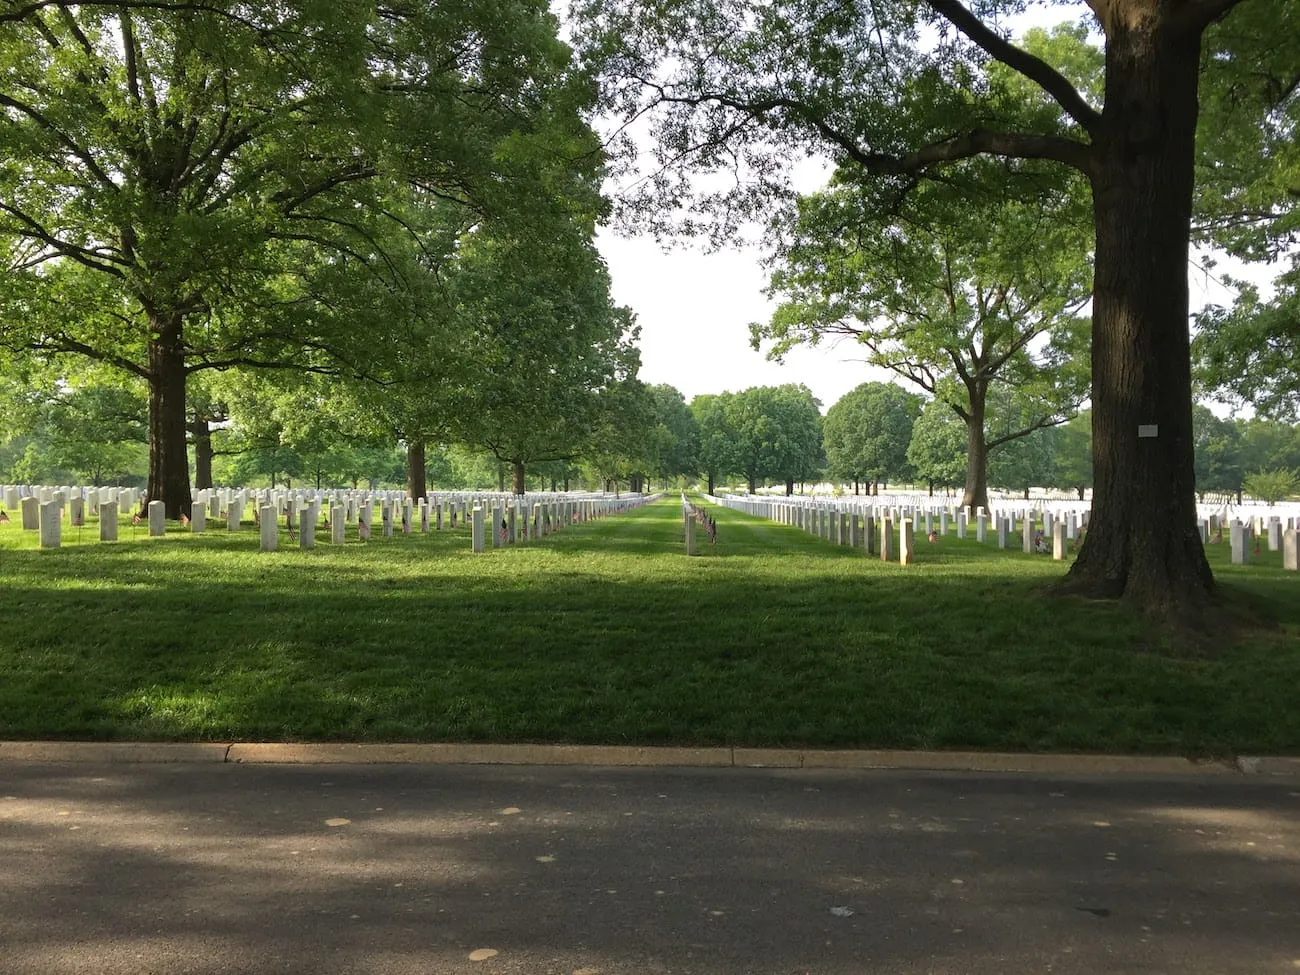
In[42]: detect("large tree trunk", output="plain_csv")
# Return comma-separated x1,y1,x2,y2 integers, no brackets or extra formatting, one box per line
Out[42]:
785,479,794,495
407,440,427,501
512,460,526,495
146,312,191,519
1064,15,1214,610
189,418,213,490
707,473,715,495
962,389,991,513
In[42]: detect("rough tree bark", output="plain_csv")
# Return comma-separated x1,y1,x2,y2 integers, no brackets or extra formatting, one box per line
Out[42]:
1062,11,1214,610
146,311,191,519
512,460,526,495
961,385,991,514
406,440,427,501
189,418,213,491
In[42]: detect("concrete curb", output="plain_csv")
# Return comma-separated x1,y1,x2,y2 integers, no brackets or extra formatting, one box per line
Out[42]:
0,741,231,763
1,741,1297,777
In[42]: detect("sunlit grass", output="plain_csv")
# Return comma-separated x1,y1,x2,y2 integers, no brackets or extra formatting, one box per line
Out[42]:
0,496,1296,754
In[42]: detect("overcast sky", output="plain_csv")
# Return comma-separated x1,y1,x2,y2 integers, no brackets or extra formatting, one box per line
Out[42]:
597,229,1245,415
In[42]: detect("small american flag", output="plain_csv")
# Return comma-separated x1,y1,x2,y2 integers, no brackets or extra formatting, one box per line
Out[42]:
132,512,142,526
359,520,371,541
180,512,190,527
0,509,9,523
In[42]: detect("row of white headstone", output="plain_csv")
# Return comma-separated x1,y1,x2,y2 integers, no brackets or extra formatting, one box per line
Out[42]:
708,493,1300,571
1226,518,1300,568
709,494,1083,560
3,485,660,553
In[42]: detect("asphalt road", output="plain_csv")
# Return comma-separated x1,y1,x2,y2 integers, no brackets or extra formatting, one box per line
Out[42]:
1,763,1297,974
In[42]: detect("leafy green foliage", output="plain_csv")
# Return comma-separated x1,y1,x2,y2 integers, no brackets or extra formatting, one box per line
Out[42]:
0,0,606,510
1243,468,1299,505
722,385,823,493
906,399,967,492
823,382,922,488
1192,405,1245,500
757,171,1090,509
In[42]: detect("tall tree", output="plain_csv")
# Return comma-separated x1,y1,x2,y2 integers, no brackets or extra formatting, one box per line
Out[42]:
689,392,735,495
823,383,923,494
1051,412,1094,501
907,399,969,497
723,384,822,495
0,0,596,516
758,174,1090,512
579,0,1282,613
446,222,640,494
643,384,700,489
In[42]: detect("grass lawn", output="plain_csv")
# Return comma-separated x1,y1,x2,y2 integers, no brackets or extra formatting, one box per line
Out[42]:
0,496,1297,755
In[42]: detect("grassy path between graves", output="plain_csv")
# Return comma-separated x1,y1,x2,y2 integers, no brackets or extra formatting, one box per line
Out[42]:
1,497,1298,755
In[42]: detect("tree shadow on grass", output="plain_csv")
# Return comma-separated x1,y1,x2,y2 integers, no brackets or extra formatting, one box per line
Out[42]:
1,542,1298,752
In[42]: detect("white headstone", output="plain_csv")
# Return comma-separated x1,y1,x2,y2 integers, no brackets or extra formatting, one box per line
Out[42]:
976,513,988,543
956,512,967,539
300,504,316,549
148,500,166,537
1052,521,1066,560
899,518,914,565
227,499,241,532
1022,514,1034,553
1283,528,1298,571
471,505,485,553
100,499,119,541
1230,521,1250,565
260,505,278,551
1267,519,1282,552
880,517,894,561
331,505,345,544
685,510,697,556
21,496,39,531
190,504,205,533
39,500,61,548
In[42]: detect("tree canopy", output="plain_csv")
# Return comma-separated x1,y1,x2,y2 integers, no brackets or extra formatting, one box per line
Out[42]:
822,383,922,493
577,0,1292,614
0,0,605,515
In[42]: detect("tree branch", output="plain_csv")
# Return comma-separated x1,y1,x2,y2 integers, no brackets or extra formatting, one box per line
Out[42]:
985,411,1072,449
1176,0,1246,29
660,91,1092,173
925,0,1101,135
0,92,120,189
0,202,127,276
28,333,151,379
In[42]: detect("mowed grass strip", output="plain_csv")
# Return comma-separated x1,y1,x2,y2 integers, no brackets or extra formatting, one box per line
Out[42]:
0,497,1297,755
